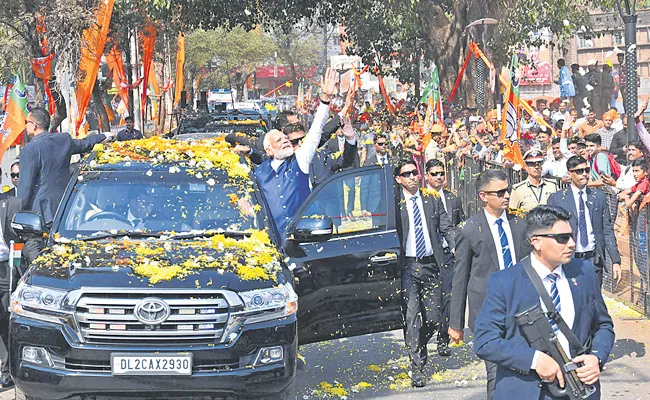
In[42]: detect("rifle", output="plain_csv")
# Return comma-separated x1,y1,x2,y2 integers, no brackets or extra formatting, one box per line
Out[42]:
515,305,596,399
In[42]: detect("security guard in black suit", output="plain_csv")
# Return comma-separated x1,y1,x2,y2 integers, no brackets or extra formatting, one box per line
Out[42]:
394,160,456,388
424,159,464,357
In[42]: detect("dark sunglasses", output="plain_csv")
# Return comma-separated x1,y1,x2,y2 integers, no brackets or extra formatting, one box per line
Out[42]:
569,167,591,175
525,161,543,168
10,173,18,178
399,169,419,178
428,171,445,177
375,142,387,146
533,233,574,244
290,137,305,146
482,186,511,198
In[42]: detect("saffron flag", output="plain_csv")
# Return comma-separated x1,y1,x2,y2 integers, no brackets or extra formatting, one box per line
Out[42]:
499,53,525,167
31,54,57,115
0,76,29,161
374,67,395,114
148,63,161,125
139,24,157,123
106,47,129,110
174,33,185,108
75,0,115,134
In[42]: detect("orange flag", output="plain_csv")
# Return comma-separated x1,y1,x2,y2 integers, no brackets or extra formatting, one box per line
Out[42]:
149,63,161,124
374,67,395,114
139,24,157,122
106,46,129,110
75,0,114,134
174,33,185,108
0,76,29,161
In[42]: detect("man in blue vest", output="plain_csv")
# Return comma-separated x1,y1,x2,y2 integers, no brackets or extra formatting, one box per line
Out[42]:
255,68,337,234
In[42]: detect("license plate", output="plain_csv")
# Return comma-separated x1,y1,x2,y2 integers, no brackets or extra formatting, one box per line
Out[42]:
111,353,192,376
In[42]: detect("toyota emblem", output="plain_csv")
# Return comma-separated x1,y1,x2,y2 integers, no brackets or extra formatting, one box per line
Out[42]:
134,298,170,325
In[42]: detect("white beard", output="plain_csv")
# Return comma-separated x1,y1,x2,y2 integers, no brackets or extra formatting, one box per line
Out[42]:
274,147,295,160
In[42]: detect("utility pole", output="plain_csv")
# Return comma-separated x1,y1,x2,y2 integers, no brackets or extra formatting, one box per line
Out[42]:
617,0,638,142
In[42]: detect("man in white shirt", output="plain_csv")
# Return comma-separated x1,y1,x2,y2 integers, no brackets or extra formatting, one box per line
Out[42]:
543,138,569,181
449,169,529,400
474,205,614,400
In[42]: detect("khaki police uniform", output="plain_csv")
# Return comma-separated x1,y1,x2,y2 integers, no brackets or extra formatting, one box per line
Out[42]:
509,177,559,211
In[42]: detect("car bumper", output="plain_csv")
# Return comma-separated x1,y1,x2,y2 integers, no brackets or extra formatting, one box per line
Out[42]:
10,315,297,399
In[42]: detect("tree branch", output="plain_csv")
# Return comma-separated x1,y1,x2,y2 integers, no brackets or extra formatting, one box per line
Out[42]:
0,20,30,43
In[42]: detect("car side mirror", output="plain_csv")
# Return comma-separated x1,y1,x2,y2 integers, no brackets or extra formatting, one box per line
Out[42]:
293,216,334,241
11,211,45,238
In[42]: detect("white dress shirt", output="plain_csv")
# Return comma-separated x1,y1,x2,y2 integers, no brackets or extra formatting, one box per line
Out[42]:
530,254,575,369
404,189,434,257
542,156,568,178
570,185,596,252
270,102,330,173
484,209,516,270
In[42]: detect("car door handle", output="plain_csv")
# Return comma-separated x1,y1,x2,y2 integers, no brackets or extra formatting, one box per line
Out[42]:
370,253,398,263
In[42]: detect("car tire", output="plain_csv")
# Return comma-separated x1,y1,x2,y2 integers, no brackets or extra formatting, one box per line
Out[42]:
14,387,45,400
246,379,296,400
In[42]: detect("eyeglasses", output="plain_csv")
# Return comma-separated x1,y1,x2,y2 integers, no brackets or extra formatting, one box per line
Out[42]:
482,187,511,198
525,161,543,168
10,173,18,178
290,137,305,146
428,171,445,177
398,169,419,178
533,233,574,244
375,142,387,146
26,120,35,126
569,167,591,175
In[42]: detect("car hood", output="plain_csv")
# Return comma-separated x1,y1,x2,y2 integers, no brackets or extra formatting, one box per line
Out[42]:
25,235,285,292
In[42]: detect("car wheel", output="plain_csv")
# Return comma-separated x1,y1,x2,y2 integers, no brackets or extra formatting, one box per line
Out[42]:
246,379,296,400
14,387,45,400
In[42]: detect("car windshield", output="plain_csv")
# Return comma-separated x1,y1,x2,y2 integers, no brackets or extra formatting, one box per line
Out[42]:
56,169,264,239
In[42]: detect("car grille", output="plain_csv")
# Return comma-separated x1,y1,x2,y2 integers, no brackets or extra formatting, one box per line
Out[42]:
62,357,241,373
75,291,233,345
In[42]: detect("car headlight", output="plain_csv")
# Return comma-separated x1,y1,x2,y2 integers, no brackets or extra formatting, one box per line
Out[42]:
238,284,297,324
11,281,76,324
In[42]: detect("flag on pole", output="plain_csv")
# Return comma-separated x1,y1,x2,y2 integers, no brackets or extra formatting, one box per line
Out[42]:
139,24,157,123
174,33,185,108
499,53,525,167
0,75,29,161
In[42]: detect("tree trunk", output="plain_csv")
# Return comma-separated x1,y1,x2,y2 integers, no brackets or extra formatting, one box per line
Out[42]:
92,81,110,132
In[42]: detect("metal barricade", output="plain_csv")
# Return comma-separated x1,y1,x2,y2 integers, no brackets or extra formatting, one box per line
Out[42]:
443,153,650,317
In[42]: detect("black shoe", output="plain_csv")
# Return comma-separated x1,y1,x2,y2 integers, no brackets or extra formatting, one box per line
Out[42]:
1,373,14,388
410,369,427,388
438,342,452,357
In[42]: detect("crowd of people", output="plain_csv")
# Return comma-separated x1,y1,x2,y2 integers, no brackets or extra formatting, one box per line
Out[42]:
0,63,647,399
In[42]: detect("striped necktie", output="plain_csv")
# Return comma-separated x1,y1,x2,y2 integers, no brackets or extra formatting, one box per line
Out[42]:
547,273,561,333
411,196,427,259
496,219,513,269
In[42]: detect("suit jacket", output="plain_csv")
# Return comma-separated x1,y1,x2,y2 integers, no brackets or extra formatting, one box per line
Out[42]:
441,189,465,227
474,257,614,400
0,197,24,289
395,188,456,272
327,136,359,169
449,210,529,332
18,131,107,224
363,152,394,167
0,187,16,200
310,141,357,187
547,187,621,266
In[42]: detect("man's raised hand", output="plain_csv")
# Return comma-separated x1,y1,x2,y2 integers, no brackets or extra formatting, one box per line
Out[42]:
321,67,338,102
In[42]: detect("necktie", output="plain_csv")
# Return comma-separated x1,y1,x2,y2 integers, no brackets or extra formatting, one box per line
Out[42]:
578,191,589,248
411,197,427,259
496,219,513,269
547,273,561,333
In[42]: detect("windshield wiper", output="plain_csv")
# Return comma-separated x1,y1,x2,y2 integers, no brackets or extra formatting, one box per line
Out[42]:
77,231,163,242
168,230,251,240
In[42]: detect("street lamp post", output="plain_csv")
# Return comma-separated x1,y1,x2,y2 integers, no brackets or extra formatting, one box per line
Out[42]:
617,0,638,141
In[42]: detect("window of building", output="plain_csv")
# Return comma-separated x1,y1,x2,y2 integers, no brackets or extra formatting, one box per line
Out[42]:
613,31,624,46
577,34,594,49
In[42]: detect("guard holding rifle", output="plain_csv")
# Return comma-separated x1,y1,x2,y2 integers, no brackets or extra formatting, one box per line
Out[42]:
473,205,614,399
